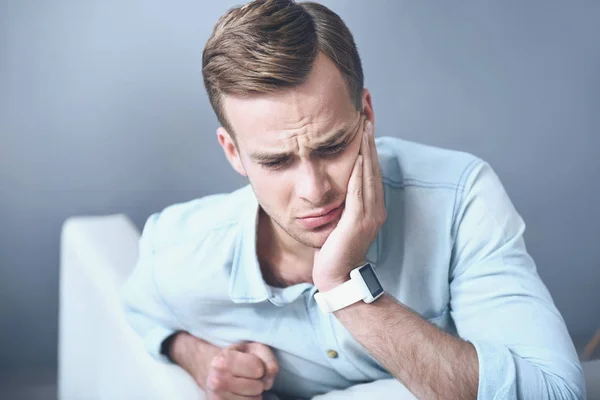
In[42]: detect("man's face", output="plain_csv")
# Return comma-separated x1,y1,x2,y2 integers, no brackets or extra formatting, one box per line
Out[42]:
219,53,373,248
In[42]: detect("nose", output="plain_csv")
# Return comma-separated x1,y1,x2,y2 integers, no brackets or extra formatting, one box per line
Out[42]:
295,160,332,205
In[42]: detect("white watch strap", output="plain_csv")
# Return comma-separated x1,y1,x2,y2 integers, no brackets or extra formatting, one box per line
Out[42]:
314,278,367,313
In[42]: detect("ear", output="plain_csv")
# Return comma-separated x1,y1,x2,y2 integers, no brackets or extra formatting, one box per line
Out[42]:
217,127,247,176
361,88,375,127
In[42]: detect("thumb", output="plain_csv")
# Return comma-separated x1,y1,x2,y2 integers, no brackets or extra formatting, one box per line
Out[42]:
246,342,279,390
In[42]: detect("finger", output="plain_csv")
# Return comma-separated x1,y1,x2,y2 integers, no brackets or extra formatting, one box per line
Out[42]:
358,115,367,157
366,121,383,204
206,369,264,397
212,349,265,379
366,121,378,174
346,154,364,216
361,120,376,211
207,389,262,400
246,343,279,390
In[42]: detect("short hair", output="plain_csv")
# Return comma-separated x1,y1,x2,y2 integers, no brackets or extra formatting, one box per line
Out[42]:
202,0,364,136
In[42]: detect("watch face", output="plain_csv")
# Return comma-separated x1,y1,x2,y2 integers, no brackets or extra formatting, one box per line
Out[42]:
359,264,383,297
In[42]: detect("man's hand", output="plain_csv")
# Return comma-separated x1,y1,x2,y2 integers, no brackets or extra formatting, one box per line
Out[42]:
206,342,279,400
168,333,279,399
312,118,386,292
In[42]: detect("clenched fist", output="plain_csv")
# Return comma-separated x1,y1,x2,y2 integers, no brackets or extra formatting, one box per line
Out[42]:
206,342,280,400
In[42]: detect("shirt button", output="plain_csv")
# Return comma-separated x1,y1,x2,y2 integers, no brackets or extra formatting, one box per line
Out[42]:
326,350,339,359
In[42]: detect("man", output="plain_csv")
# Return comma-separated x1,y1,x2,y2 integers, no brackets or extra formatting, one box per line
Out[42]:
121,1,585,399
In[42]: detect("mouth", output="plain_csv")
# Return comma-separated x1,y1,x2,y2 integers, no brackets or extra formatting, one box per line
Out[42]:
297,203,344,230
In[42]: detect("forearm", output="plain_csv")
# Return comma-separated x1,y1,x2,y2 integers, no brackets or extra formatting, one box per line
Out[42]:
334,294,478,400
169,331,221,390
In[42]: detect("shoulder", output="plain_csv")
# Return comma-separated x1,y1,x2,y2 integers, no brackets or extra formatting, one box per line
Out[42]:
375,137,484,191
140,185,254,251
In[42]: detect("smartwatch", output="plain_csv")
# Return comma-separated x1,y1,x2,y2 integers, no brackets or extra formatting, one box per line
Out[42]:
314,263,384,313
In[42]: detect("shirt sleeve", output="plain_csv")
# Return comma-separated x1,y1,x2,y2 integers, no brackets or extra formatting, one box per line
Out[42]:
449,161,586,399
120,213,180,363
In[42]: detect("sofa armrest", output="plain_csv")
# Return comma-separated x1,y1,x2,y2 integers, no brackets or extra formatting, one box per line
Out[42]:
58,214,203,400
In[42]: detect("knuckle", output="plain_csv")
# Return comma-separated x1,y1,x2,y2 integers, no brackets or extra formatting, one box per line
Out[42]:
248,342,265,354
269,362,280,376
207,372,227,391
253,342,267,349
380,210,387,223
253,362,265,378
210,354,228,371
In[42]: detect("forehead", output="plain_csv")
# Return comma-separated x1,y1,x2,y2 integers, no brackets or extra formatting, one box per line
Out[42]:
222,54,357,148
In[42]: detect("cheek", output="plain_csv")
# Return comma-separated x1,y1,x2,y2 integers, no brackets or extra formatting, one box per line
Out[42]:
328,151,359,192
338,134,363,186
245,164,293,204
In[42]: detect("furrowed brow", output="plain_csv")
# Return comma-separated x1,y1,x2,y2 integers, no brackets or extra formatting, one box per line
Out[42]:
312,117,362,149
249,116,362,161
313,127,351,149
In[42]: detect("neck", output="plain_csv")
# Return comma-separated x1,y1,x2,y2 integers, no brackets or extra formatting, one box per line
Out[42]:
256,207,315,288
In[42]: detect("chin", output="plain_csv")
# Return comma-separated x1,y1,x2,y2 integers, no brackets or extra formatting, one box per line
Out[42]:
293,224,336,249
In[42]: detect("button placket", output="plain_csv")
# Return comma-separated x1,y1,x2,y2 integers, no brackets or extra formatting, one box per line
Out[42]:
305,288,369,381
328,312,381,380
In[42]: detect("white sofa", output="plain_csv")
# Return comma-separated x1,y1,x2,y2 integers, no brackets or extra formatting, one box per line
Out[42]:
58,214,204,400
58,214,598,399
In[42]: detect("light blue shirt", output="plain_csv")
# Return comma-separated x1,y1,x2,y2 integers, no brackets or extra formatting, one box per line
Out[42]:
121,137,585,399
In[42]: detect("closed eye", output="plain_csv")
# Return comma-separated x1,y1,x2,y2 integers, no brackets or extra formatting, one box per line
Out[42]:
257,137,350,170
259,157,292,170
316,142,348,157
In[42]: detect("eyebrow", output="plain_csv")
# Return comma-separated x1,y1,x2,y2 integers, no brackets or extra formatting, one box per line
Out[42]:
249,122,358,162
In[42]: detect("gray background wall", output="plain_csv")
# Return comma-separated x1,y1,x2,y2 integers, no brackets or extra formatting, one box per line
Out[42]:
1,0,599,375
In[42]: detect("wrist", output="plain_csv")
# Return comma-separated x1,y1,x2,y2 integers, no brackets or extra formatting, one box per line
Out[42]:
315,277,348,293
314,263,384,314
161,330,185,362
314,260,367,293
169,332,220,389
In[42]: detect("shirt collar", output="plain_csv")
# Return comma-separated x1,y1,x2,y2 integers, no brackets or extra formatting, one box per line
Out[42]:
228,185,382,306
229,186,271,304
